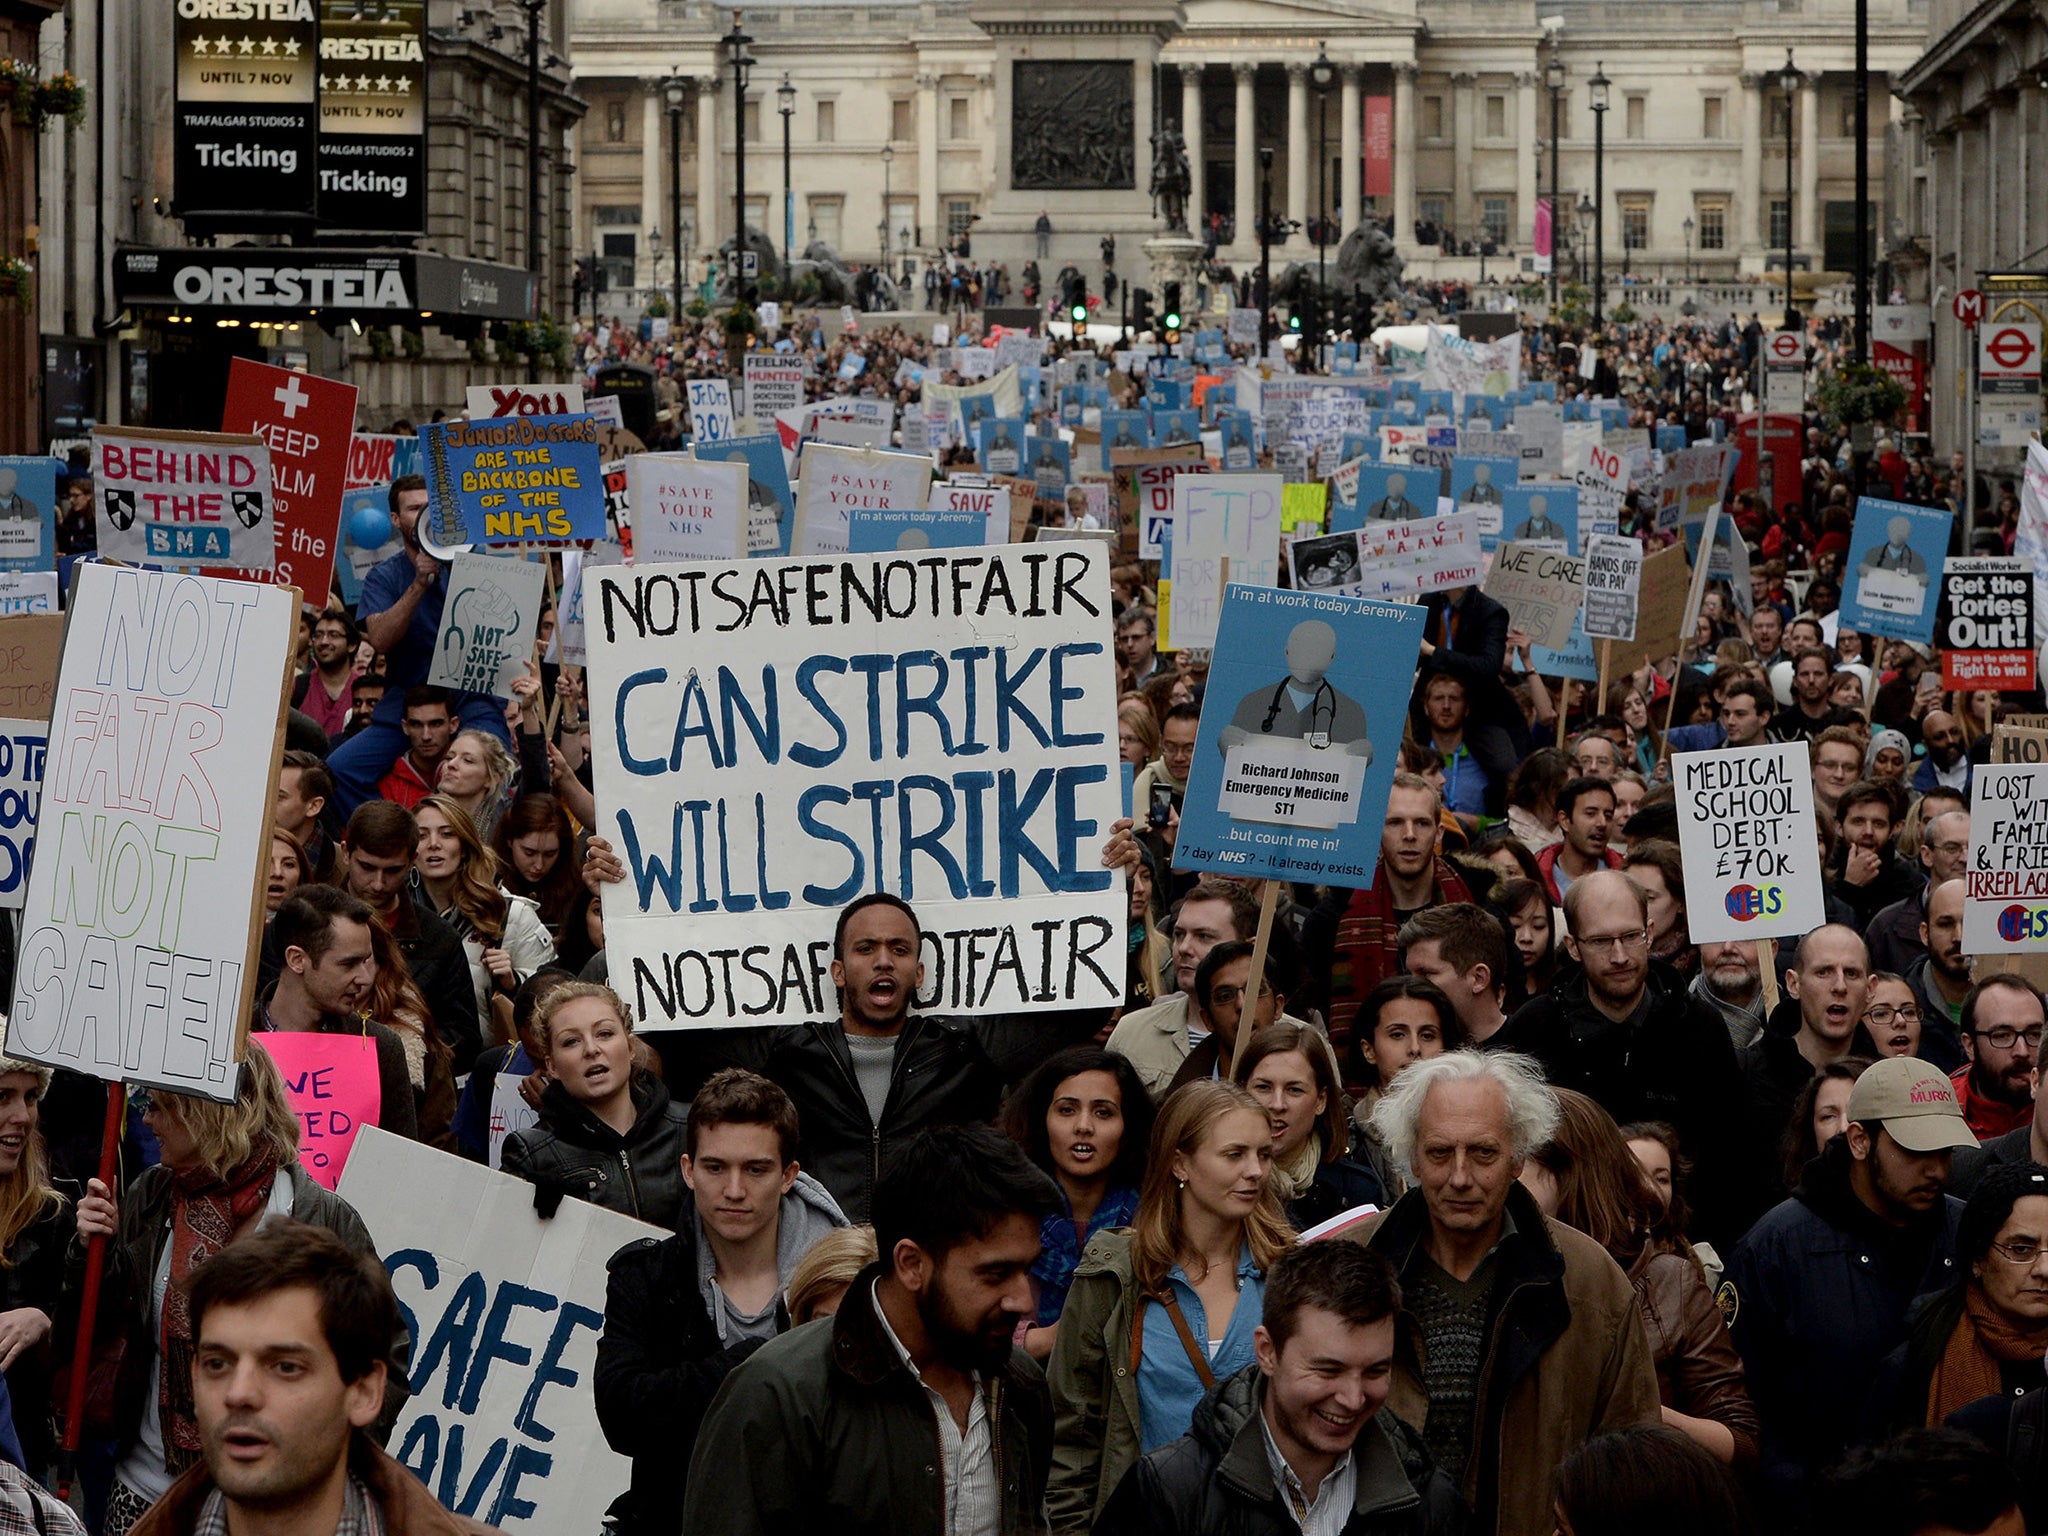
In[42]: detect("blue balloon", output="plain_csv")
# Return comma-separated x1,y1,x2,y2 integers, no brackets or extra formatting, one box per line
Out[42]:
347,505,392,549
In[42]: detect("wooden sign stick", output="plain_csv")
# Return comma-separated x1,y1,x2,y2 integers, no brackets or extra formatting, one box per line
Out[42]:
1232,879,1284,1077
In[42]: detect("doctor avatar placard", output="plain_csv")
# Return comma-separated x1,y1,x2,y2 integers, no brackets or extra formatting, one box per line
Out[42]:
1842,496,1949,643
1176,585,1425,885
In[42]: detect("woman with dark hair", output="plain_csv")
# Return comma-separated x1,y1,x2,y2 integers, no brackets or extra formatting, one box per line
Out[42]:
1608,679,1666,778
1780,1057,1873,1192
1504,747,1574,851
1000,1047,1155,1359
1622,1120,1715,1281
1554,1426,1757,1536
492,793,585,948
1622,840,1694,978
1234,1021,1384,1228
1470,827,1544,886
1491,876,1560,996
1879,1163,2048,1429
1523,1091,1759,1469
1347,977,1466,1201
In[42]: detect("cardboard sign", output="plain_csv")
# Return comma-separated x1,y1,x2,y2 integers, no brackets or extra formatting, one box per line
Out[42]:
465,382,586,419
427,553,547,699
792,444,930,556
1992,725,2048,764
1112,447,1206,561
1939,556,2035,690
487,1070,539,1170
0,457,57,573
1169,474,1284,652
419,416,606,549
1965,764,2048,952
687,378,736,445
0,614,62,719
1674,742,1825,943
626,456,746,563
93,427,274,568
1581,535,1644,641
1842,497,1947,642
0,717,45,909
1482,542,1586,652
257,1030,381,1190
216,358,357,599
337,1128,656,1532
582,545,1126,1029
1174,585,1424,885
9,567,296,1100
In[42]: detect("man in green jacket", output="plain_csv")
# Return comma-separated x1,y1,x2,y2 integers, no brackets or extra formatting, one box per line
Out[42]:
681,1123,1062,1535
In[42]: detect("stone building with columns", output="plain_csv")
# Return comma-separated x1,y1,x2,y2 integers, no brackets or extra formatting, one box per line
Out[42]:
568,0,1921,302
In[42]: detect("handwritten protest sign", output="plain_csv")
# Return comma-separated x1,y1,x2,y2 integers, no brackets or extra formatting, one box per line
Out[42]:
257,1031,381,1189
428,554,547,698
792,444,931,555
0,458,57,573
1991,725,2048,764
687,378,736,445
0,718,44,909
0,573,57,616
1674,742,1824,943
0,615,61,722
1482,542,1585,651
583,544,1126,1028
745,353,804,420
1939,556,2035,689
627,456,745,563
9,566,295,1100
465,383,585,418
1326,512,1483,600
1175,585,1424,885
216,358,356,598
338,1128,655,1532
1169,474,1283,652
93,427,274,568
487,1072,540,1169
1842,497,1947,642
1964,765,2048,953
1581,535,1643,641
1113,447,1206,560
420,416,605,549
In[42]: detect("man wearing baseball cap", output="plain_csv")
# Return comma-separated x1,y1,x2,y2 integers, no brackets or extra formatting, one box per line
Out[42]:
1723,1057,1972,1517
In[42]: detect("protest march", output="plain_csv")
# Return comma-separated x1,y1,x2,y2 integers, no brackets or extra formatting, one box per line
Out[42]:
1,283,2047,1536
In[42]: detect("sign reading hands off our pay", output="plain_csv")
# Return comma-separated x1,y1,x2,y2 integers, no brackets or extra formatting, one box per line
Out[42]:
582,543,1127,1028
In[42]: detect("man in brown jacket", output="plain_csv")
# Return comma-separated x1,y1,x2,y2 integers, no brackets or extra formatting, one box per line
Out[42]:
131,1221,497,1536
1347,1049,1660,1536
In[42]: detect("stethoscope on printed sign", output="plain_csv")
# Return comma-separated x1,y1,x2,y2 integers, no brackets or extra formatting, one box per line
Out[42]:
1262,678,1337,750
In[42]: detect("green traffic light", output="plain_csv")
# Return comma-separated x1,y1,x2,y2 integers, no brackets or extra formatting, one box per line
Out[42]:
1163,312,1181,329
1070,304,1087,322
1289,313,1302,330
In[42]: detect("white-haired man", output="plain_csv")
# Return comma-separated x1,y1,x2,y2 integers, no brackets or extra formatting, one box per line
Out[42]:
1344,1050,1659,1536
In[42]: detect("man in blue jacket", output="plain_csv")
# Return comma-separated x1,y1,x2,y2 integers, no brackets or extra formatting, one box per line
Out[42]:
1723,1056,1974,1516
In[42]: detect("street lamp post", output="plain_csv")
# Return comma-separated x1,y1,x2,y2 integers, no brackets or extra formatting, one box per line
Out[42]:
1545,57,1564,308
1577,194,1594,285
521,0,545,287
663,75,688,323
648,224,663,311
880,144,894,273
1588,61,1609,325
1311,46,1334,371
1777,51,1799,330
724,10,755,302
1853,0,1869,366
1258,145,1275,355
1683,215,1694,283
778,74,796,280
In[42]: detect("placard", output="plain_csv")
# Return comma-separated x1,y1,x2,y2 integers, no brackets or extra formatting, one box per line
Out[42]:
426,553,547,698
1500,484,1578,550
465,383,586,419
626,456,746,563
1481,542,1585,651
745,353,805,420
1581,535,1643,641
687,378,736,445
847,510,987,553
487,1071,540,1170
9,567,296,1100
336,1128,655,1532
694,434,795,556
257,1031,381,1190
345,433,419,490
0,615,63,720
1842,497,1946,642
419,416,605,549
217,359,356,599
1964,764,2048,953
0,458,57,573
791,444,931,555
0,573,58,617
93,427,274,569
1169,474,1283,652
1449,455,1514,544
1113,447,1206,560
1939,556,2035,690
1354,512,1483,598
1174,585,1424,884
582,544,1126,1028
1604,542,1692,677
0,717,45,909
1674,742,1825,943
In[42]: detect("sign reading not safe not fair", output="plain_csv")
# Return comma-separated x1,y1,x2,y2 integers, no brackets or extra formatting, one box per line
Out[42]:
582,544,1127,1028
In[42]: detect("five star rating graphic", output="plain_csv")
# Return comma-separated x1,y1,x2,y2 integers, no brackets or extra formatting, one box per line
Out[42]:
318,73,409,93
191,34,302,57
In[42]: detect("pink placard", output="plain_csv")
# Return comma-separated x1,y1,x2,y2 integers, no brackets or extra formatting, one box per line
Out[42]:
253,1032,383,1190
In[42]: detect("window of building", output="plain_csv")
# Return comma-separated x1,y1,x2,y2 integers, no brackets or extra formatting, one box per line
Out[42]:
1823,200,1876,271
1702,96,1724,139
816,99,835,142
1419,195,1447,229
1769,198,1791,250
1767,98,1792,139
809,196,843,248
605,100,626,142
1481,197,1510,244
1621,196,1650,249
1695,198,1727,250
743,100,761,141
745,197,768,233
1838,93,1855,137
1484,94,1506,137
949,96,970,139
947,199,976,238
593,204,641,227
599,230,636,292
1422,95,1444,140
891,98,913,141
1625,95,1645,139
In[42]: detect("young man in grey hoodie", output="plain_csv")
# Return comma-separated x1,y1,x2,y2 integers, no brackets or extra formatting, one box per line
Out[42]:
593,1069,848,1536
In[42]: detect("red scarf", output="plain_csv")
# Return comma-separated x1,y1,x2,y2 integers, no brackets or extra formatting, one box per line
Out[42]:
1329,856,1476,1054
158,1148,282,1474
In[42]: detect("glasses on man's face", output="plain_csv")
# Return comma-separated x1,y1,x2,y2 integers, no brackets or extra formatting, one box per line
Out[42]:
1974,1026,2045,1051
1576,930,1651,956
1988,1237,2048,1266
1862,1004,1921,1026
1929,840,1968,858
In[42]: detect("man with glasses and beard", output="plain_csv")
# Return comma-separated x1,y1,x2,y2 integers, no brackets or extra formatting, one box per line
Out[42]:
683,1124,1061,1536
1951,972,2043,1143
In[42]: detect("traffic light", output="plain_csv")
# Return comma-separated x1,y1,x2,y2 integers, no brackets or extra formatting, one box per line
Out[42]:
1070,301,1088,341
1288,309,1303,333
1130,287,1154,335
1161,280,1182,345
